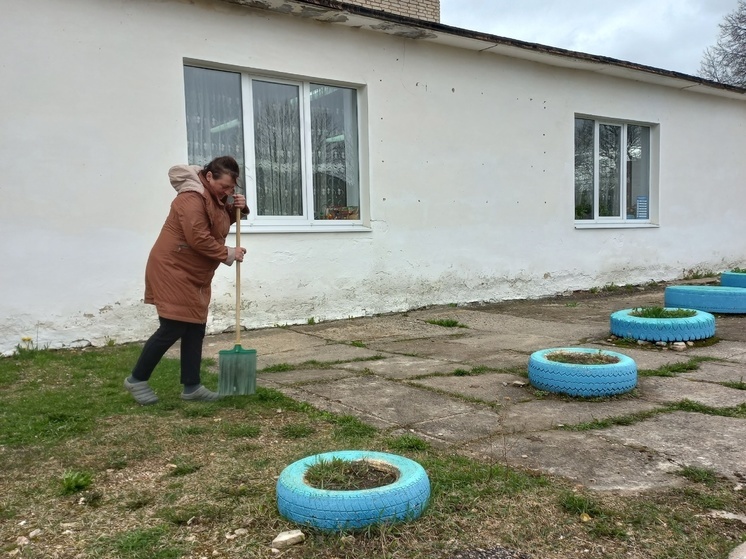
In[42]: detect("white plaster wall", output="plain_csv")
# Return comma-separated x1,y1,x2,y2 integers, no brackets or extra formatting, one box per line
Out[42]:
2,0,745,353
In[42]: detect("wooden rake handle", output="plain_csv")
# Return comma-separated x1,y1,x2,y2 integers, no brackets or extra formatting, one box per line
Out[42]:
235,207,241,346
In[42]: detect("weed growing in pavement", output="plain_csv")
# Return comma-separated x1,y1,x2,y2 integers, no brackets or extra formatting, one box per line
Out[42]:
731,267,746,273
426,319,468,328
682,267,716,280
721,378,746,390
350,340,367,348
307,317,316,325
260,355,386,374
675,466,718,486
637,357,717,377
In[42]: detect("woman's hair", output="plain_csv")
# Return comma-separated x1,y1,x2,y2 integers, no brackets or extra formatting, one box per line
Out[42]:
202,156,240,182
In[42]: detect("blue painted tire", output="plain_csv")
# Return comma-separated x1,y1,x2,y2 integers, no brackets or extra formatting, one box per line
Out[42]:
665,285,746,314
528,348,637,397
721,272,746,288
276,450,430,531
610,308,715,341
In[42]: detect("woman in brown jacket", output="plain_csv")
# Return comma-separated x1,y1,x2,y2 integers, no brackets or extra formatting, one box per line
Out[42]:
124,156,248,405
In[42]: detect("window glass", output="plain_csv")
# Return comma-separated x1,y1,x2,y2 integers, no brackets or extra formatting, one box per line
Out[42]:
183,66,363,226
253,80,303,217
599,124,622,217
310,85,360,220
626,125,650,219
574,118,595,220
184,67,244,170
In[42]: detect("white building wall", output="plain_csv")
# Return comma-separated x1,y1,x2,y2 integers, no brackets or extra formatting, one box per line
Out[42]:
1,0,745,353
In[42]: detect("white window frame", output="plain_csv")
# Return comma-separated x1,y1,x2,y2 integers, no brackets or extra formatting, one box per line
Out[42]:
574,115,659,230
184,63,369,233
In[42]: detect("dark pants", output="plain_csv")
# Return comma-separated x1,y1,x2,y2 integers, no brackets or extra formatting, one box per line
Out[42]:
131,317,206,386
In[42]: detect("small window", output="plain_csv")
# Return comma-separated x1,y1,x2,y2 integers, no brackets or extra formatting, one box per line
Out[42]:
184,66,363,229
575,117,653,224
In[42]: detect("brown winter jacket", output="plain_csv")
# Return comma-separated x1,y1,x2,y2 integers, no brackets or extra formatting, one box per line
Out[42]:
143,165,240,324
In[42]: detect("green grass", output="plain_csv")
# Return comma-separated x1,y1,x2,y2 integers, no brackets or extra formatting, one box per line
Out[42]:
3,344,745,559
305,457,397,491
60,470,93,495
386,434,430,452
425,319,468,328
721,378,746,390
675,466,718,486
630,307,697,319
730,267,746,273
278,423,316,439
638,357,716,377
107,526,183,559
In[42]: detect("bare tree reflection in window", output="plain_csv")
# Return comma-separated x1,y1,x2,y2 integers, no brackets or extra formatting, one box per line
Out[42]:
253,81,303,216
574,118,594,219
310,85,360,220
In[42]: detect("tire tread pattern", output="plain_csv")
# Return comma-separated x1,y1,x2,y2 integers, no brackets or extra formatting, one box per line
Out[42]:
609,308,715,341
664,285,746,314
528,348,637,397
276,450,430,531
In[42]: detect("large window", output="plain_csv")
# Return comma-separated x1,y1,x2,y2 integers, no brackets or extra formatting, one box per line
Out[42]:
184,66,362,228
575,117,652,224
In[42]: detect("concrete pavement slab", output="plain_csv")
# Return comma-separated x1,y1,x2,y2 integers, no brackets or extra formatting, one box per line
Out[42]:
369,332,570,361
409,373,533,403
410,409,504,444
299,376,485,425
712,314,746,342
601,411,746,481
583,343,703,371
499,398,661,433
256,344,384,368
682,361,746,383
690,340,746,361
638,376,746,407
464,350,531,370
408,308,609,341
478,289,666,323
257,368,358,385
201,328,327,358
286,316,457,343
466,430,681,492
335,355,455,378
269,386,397,429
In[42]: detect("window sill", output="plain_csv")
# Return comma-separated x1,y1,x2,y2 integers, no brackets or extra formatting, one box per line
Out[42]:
574,222,659,230
231,223,372,234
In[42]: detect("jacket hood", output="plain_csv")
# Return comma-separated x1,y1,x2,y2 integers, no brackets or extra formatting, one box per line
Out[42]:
168,165,205,194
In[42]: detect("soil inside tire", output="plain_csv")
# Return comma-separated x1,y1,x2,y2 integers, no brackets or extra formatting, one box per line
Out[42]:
305,459,399,491
545,351,620,365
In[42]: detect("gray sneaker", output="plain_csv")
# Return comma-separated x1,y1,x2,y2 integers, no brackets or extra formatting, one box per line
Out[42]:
124,378,159,405
180,385,222,402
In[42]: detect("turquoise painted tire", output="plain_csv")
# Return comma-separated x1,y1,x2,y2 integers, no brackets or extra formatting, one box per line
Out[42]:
276,450,430,531
528,348,637,397
665,285,746,314
721,272,746,288
610,308,715,341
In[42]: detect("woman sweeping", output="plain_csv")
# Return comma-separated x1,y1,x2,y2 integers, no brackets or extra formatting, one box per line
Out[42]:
124,156,248,405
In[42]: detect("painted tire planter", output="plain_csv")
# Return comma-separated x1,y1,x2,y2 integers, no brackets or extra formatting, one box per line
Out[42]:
665,285,746,314
276,450,430,531
721,272,746,288
610,308,715,342
528,348,637,397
